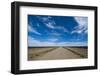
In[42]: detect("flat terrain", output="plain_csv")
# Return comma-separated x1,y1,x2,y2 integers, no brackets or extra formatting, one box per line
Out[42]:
28,47,87,61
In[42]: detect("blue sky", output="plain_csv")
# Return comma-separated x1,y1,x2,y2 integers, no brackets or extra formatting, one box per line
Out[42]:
28,15,88,47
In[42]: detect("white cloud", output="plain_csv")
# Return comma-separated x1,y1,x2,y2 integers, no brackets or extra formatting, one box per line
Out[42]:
74,17,88,27
56,26,68,33
37,16,68,33
46,30,61,37
45,22,55,29
37,16,56,29
42,17,49,21
28,36,40,46
28,25,41,35
47,38,58,42
28,36,56,47
72,17,88,34
28,36,87,47
42,16,52,22
51,32,61,36
71,29,83,34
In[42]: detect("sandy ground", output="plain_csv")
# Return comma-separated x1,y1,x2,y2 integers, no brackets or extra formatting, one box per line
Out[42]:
28,47,87,61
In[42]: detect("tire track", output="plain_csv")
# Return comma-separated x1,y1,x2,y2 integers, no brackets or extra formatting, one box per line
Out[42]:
28,48,57,60
63,47,86,58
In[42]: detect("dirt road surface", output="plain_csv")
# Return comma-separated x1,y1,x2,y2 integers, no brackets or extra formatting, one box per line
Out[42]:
28,47,87,61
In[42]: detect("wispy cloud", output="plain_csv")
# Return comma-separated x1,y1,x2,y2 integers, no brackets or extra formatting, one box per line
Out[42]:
47,38,58,42
42,16,52,22
74,17,88,27
28,36,87,47
28,36,40,46
37,16,56,29
28,25,41,35
56,26,68,33
45,22,55,29
51,32,61,36
28,36,56,47
72,17,88,34
28,15,87,47
37,16,68,33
